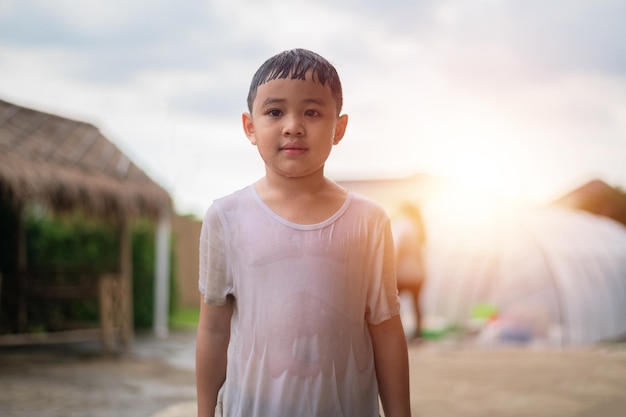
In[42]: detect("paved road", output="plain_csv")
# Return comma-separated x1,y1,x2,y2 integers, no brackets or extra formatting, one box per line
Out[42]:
1,330,625,417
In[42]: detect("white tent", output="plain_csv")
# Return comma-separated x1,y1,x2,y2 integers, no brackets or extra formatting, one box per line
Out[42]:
422,205,626,346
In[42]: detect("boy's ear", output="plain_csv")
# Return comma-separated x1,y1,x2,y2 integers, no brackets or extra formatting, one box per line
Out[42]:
242,113,256,145
333,114,349,145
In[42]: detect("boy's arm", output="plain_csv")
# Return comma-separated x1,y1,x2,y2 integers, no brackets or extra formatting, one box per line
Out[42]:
196,296,233,417
369,314,412,417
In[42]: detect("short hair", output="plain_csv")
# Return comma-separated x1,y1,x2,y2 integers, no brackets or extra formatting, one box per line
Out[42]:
246,48,343,115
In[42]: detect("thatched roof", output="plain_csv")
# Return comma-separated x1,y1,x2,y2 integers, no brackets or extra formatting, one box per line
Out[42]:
0,99,170,219
554,179,626,227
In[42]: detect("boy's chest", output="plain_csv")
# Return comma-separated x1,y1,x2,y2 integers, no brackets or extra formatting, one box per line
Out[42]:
263,200,342,225
254,185,347,225
237,224,352,268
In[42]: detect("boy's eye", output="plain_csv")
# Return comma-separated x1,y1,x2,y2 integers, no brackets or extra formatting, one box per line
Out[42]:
305,109,320,117
266,109,282,117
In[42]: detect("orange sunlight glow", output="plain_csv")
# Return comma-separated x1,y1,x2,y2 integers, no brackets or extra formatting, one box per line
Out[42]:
420,141,532,236
418,100,543,209
424,182,514,231
429,139,530,205
420,181,530,265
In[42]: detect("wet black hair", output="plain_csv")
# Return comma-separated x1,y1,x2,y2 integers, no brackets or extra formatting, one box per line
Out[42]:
246,48,343,115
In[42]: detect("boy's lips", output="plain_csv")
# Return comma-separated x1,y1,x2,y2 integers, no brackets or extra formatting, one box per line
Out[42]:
280,143,307,155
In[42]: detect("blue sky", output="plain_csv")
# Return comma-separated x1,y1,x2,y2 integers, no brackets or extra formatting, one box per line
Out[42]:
1,0,625,216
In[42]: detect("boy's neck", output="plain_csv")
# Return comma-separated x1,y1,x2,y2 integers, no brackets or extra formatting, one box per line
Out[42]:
255,173,347,224
260,170,331,197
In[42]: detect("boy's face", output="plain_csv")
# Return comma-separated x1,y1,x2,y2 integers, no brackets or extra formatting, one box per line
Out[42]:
242,72,348,181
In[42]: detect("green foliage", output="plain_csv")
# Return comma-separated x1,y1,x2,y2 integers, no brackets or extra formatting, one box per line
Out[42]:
131,220,155,328
169,306,200,330
26,209,118,271
22,210,117,329
7,207,177,332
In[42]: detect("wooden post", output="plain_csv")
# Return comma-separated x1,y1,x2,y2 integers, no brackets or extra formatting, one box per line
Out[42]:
16,203,28,333
118,218,134,349
153,208,171,338
98,274,115,352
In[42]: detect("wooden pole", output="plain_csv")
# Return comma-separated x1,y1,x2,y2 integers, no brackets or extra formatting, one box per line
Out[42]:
119,217,134,349
16,203,28,333
153,208,171,338
98,274,115,352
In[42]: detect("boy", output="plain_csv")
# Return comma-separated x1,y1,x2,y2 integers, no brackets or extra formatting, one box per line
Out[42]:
196,48,411,417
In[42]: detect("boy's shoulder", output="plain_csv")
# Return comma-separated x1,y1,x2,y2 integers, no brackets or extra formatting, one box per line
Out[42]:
214,185,253,205
345,191,390,219
203,185,253,220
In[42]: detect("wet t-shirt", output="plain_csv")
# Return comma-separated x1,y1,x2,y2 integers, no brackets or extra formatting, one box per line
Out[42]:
199,185,400,417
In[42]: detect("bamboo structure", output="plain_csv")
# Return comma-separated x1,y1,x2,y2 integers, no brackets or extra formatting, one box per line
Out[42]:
0,98,171,351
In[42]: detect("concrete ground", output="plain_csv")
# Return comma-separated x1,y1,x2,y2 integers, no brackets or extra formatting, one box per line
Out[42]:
1,330,625,417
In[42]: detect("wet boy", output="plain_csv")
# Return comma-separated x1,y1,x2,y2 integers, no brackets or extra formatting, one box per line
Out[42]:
196,48,411,417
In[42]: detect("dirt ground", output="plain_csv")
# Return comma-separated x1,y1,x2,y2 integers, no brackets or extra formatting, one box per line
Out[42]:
1,330,625,417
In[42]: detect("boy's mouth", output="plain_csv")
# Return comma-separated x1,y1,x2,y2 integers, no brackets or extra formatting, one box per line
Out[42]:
280,143,307,155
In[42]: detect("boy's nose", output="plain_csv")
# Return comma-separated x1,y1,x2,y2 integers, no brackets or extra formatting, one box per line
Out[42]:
282,115,304,136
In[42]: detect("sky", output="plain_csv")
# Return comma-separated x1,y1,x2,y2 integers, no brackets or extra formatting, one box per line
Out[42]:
1,0,625,217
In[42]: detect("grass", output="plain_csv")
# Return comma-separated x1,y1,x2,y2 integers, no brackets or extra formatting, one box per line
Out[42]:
169,306,200,330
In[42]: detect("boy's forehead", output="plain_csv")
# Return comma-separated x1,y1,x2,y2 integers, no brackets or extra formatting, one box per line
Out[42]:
254,76,334,105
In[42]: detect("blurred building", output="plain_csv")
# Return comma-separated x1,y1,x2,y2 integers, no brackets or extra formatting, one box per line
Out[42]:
0,98,172,348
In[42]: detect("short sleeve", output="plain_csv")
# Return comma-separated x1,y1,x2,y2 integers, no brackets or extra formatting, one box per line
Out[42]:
198,204,233,305
365,218,401,325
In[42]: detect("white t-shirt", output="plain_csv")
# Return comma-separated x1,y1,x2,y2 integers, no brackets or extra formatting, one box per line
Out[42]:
199,185,400,417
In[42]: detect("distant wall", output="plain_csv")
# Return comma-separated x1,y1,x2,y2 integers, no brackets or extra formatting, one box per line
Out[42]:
172,215,202,309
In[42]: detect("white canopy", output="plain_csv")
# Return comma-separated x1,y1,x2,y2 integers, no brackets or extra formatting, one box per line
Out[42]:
422,205,626,346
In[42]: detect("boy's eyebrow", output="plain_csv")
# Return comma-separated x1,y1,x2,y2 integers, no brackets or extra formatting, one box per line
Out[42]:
261,97,285,106
303,98,327,107
261,97,327,107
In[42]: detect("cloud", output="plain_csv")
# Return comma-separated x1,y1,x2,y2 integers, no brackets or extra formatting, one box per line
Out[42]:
0,0,241,83
1,0,625,214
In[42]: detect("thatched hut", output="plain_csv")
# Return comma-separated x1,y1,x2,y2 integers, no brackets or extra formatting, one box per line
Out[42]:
0,98,172,350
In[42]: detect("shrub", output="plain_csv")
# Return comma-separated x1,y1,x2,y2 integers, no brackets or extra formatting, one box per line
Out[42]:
0,204,176,332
